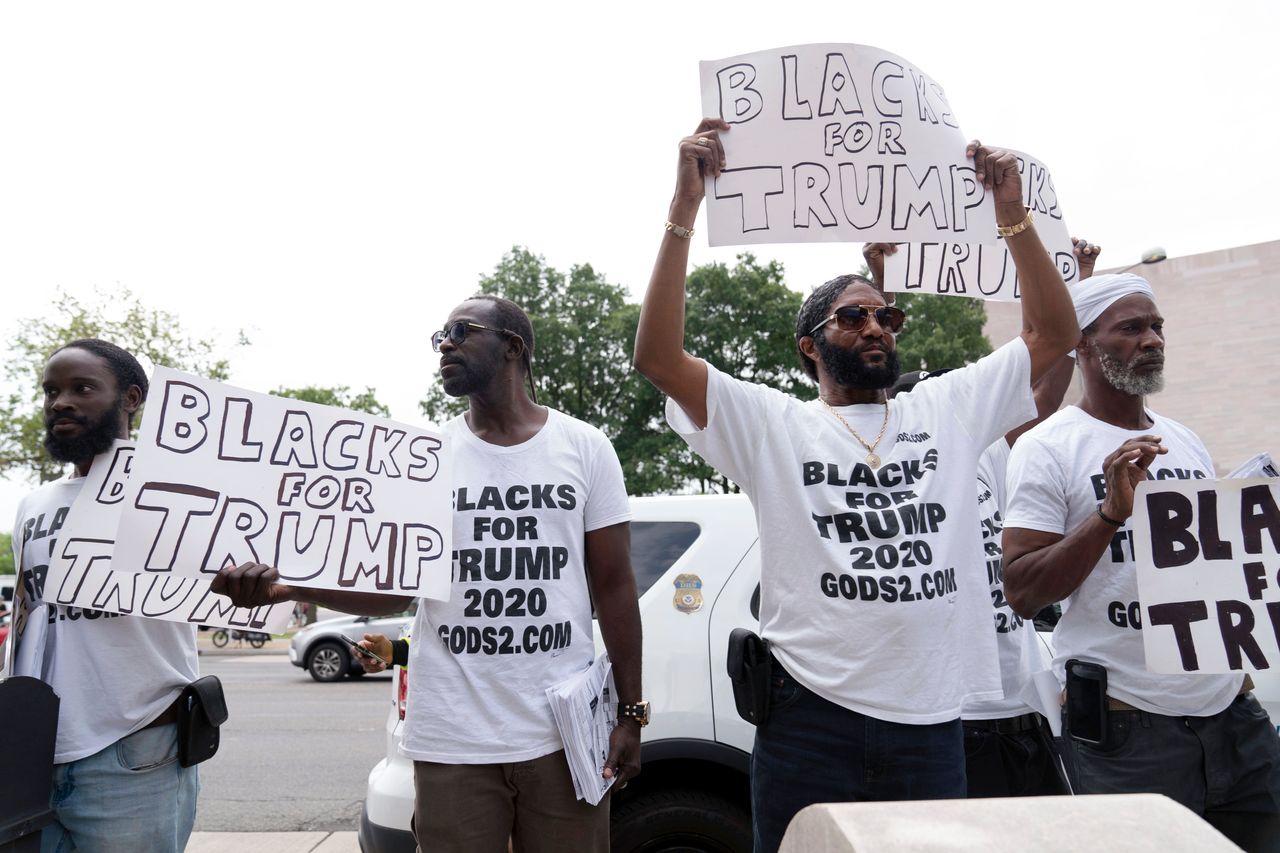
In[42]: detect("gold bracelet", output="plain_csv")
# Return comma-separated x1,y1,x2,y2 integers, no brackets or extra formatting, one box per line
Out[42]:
665,221,694,239
996,209,1034,238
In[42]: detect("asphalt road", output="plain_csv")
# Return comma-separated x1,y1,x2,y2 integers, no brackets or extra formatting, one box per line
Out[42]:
194,653,394,832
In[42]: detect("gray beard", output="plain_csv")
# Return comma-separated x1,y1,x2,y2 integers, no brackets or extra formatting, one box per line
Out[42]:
1098,350,1165,396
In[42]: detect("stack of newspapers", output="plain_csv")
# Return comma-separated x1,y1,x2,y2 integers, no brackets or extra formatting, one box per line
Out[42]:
1228,453,1278,479
546,654,617,805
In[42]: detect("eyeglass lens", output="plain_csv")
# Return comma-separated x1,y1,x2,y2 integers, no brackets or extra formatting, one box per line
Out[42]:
431,321,470,353
834,306,904,333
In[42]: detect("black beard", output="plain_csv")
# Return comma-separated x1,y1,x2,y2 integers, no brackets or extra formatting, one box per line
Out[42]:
816,334,901,390
43,403,124,464
440,358,500,399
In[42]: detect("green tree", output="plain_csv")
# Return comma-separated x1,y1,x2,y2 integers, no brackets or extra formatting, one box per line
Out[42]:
421,248,811,495
272,385,390,417
0,534,13,575
0,287,242,483
420,246,637,430
891,291,993,372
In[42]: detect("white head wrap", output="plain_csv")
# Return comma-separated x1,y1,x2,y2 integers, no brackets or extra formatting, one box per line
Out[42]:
1069,273,1156,332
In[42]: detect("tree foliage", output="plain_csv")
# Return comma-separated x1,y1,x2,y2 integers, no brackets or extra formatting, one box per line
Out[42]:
272,385,390,418
0,288,241,483
891,291,993,372
420,248,812,495
0,534,12,575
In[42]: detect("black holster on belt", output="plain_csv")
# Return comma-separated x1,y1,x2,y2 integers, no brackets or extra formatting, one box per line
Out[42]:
176,676,228,768
726,628,772,726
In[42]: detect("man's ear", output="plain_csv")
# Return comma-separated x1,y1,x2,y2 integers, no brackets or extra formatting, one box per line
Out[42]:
798,336,820,371
123,385,144,417
1074,334,1091,360
506,334,527,363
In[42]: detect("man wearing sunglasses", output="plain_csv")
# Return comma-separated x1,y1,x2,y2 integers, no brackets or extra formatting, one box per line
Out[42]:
215,296,643,853
1001,275,1280,850
634,119,1079,853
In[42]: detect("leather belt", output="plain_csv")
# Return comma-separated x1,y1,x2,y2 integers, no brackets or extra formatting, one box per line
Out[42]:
142,697,182,730
1106,674,1255,713
964,712,1042,734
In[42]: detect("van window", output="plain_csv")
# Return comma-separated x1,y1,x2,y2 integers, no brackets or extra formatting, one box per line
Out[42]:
630,522,700,596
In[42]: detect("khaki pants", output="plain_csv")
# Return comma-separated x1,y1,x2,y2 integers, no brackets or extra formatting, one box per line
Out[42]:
413,750,609,853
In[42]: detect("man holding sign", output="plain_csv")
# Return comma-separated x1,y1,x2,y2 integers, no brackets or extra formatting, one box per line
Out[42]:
8,340,199,852
216,297,643,853
634,119,1078,853
1002,275,1280,850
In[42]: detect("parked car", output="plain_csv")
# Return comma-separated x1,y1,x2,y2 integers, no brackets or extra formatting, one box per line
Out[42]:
357,494,1280,853
289,610,414,683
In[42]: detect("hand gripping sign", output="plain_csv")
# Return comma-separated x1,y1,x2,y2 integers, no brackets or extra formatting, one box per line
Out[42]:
881,150,1079,301
111,368,453,600
698,43,997,246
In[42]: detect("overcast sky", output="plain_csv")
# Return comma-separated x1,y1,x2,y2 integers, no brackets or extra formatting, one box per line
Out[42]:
2,0,1277,522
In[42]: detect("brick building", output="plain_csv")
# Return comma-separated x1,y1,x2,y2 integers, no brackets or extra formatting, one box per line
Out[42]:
983,239,1280,473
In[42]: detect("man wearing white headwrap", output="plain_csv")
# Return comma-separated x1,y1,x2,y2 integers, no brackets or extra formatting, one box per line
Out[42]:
1001,275,1280,851
1068,272,1155,330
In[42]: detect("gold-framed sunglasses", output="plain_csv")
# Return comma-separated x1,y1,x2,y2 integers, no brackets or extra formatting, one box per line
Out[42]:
808,305,906,337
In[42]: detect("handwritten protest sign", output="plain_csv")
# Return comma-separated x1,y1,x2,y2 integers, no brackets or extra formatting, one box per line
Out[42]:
698,43,996,247
112,368,452,599
882,150,1076,301
42,442,293,631
1132,478,1280,673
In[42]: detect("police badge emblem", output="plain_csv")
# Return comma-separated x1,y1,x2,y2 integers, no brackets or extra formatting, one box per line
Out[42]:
673,573,704,614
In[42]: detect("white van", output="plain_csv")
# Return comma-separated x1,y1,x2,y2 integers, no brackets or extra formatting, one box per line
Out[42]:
356,494,1280,853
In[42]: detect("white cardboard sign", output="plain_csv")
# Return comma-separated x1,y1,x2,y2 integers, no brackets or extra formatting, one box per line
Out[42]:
112,368,453,599
1132,478,1280,674
882,150,1077,301
43,441,293,631
698,43,996,246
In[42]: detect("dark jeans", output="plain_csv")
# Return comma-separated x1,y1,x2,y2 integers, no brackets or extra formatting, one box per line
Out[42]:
963,714,1069,798
751,663,965,853
1068,693,1280,853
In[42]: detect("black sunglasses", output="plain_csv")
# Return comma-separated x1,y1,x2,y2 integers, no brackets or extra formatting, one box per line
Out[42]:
809,305,906,337
430,321,515,353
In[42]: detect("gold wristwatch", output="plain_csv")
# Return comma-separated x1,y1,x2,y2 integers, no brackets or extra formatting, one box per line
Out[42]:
618,701,651,727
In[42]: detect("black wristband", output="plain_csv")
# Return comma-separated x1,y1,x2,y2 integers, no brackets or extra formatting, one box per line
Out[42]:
1096,506,1125,527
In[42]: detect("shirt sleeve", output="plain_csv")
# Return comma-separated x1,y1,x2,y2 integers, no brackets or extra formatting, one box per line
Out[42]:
915,337,1036,450
664,360,785,494
1003,433,1071,535
583,428,631,533
391,638,410,668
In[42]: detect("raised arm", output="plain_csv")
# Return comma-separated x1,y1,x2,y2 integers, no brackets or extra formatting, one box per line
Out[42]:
1003,238,1102,446
633,119,729,430
967,142,1079,382
1003,436,1165,617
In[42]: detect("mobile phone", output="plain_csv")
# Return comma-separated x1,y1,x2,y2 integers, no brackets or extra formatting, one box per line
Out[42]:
1065,658,1108,746
340,635,390,667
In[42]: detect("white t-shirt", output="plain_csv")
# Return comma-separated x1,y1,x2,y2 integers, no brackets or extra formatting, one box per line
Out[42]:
1004,405,1243,716
401,408,631,763
962,440,1050,720
12,475,199,764
667,338,1037,725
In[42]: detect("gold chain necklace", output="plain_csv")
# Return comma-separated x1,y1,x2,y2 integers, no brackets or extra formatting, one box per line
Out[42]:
820,397,891,469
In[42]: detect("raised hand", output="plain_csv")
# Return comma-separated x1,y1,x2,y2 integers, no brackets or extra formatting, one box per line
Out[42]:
674,118,730,206
1072,237,1102,280
861,242,899,292
965,140,1024,213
